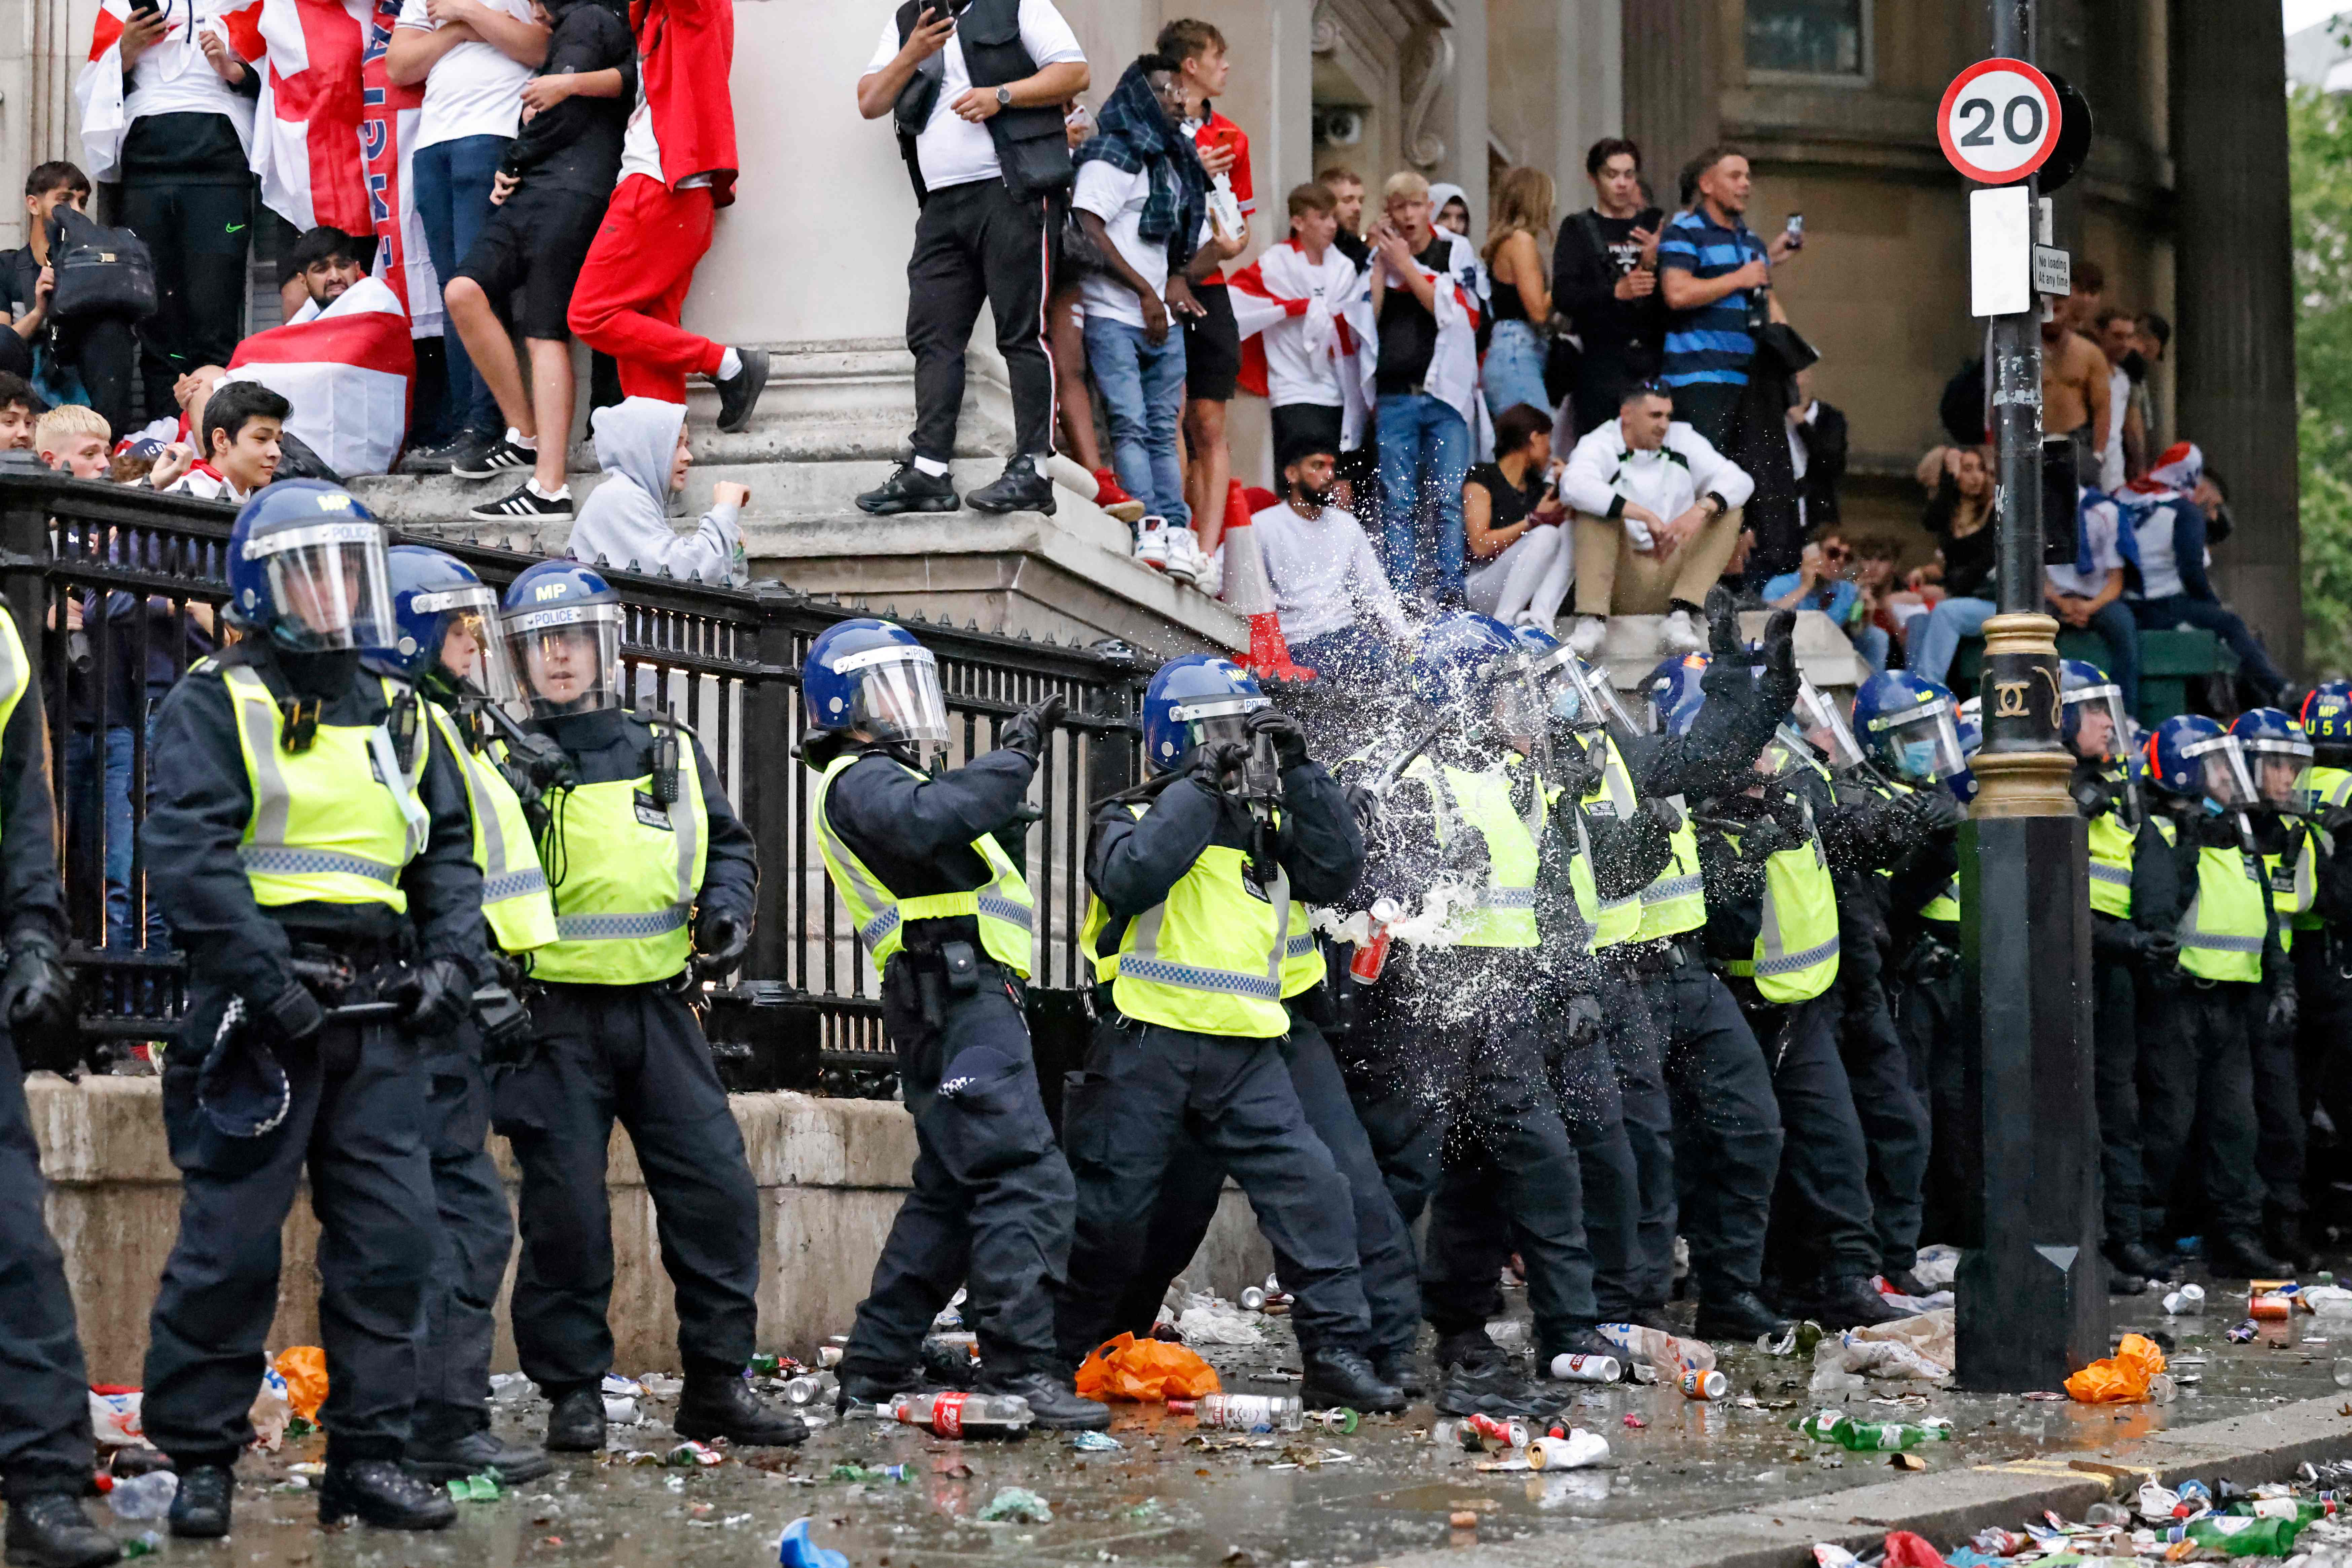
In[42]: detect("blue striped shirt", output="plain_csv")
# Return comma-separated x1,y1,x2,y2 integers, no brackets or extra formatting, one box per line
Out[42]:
1656,207,1767,388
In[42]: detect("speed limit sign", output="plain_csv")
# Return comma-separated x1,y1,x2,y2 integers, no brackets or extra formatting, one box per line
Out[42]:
1938,57,2062,185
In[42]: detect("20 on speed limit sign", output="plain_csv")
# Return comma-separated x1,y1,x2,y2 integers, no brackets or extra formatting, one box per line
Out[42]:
1937,57,2062,184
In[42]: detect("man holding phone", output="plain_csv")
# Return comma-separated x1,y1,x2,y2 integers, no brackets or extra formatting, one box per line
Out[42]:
855,0,1089,520
1655,146,1800,450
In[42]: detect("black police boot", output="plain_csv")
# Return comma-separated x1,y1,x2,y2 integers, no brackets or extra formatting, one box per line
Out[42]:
1300,1347,1405,1414
1549,1326,1630,1367
2109,1239,2173,1281
166,1464,234,1540
1370,1347,1427,1399
316,1459,457,1530
543,1387,606,1453
2109,1267,2149,1296
1881,1268,1932,1299
1694,1290,1795,1344
674,1374,809,1447
2209,1232,2292,1279
712,347,770,434
1803,1274,1903,1329
3,1493,120,1568
976,1370,1111,1431
834,1369,917,1417
405,1426,555,1485
1430,1334,1544,1417
2268,1212,2318,1273
855,462,960,516
966,455,1056,515
1621,1305,1681,1334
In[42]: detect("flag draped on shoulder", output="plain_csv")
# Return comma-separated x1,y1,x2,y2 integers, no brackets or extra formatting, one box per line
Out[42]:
223,275,414,477
78,0,267,181
252,0,372,233
1228,240,1376,452
358,0,440,336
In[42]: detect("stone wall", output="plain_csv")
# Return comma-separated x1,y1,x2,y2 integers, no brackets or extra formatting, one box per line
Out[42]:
28,1076,1272,1385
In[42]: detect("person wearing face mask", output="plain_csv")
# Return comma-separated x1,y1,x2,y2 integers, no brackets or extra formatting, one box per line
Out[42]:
2229,707,2319,1270
490,560,805,1456
2292,684,2352,1222
799,619,1108,1431
138,483,490,1539
2135,715,2290,1279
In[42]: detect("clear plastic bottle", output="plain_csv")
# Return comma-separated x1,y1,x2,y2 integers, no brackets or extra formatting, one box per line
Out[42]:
1195,1393,1303,1433
105,1471,179,1521
885,1391,1032,1438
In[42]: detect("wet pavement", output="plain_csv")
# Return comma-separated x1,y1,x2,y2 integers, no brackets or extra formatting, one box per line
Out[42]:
105,1267,2352,1568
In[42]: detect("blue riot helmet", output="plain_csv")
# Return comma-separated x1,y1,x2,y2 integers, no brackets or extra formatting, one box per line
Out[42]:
1405,612,1519,715
381,545,521,704
1520,629,1643,738
1851,670,1966,783
2059,658,2129,762
225,479,397,654
802,618,951,761
1645,653,1711,738
1142,654,1268,774
2229,707,2312,809
2145,713,2258,809
2298,681,2352,767
1949,712,1983,806
501,560,627,717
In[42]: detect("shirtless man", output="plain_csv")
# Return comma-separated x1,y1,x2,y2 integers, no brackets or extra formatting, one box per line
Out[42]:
2041,307,2109,453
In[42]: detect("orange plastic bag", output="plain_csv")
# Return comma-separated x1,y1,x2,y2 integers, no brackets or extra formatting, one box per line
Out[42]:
2064,1331,2167,1403
273,1347,328,1423
1073,1333,1222,1402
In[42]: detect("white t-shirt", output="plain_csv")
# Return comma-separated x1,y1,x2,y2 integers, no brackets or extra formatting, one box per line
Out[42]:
2046,496,2122,600
1073,160,1166,332
2101,363,2129,493
617,82,712,189
395,0,536,151
1250,500,1409,644
863,0,1084,194
1261,246,1361,409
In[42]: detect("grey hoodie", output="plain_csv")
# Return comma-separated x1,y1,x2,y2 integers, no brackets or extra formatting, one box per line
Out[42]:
565,397,747,586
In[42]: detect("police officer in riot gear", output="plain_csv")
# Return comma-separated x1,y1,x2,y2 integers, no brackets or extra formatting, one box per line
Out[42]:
493,560,804,1452
0,575,115,1567
1059,655,1403,1415
141,482,488,1536
803,619,1109,1431
2232,706,2320,1269
2138,715,2290,1278
2294,683,2352,1210
373,547,556,1484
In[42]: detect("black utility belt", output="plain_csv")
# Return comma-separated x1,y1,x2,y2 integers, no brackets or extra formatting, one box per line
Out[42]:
1616,937,1703,975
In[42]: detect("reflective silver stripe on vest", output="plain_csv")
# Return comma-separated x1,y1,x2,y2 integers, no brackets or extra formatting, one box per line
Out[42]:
2181,932,2265,953
555,904,692,941
666,746,700,918
1641,873,1705,905
976,895,1035,929
238,846,401,884
1286,933,1318,958
2089,862,2132,886
484,866,550,902
1120,957,1285,1000
1754,935,1840,977
1597,894,1638,913
228,668,295,849
1482,886,1538,910
860,907,902,951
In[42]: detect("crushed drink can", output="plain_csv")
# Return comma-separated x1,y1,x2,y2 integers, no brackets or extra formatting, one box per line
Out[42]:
1548,1353,1621,1383
2162,1284,2206,1315
665,1441,722,1467
1307,1407,1359,1434
1680,1366,1729,1400
2251,1293,2292,1320
1239,1286,1267,1311
1463,1412,1530,1449
2225,1318,2259,1343
1524,1429,1609,1470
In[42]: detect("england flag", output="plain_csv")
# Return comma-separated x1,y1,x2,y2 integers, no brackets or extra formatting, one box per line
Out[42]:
251,0,372,234
76,0,266,181
222,274,414,476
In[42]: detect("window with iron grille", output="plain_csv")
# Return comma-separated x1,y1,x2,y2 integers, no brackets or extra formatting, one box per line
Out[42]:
1746,0,1868,79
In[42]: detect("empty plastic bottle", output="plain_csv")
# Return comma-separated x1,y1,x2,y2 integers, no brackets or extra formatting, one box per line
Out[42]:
105,1471,179,1521
1196,1393,1303,1433
2185,1515,2305,1557
1792,1410,1953,1452
885,1391,1033,1439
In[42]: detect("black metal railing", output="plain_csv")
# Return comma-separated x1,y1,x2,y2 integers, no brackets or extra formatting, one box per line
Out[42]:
0,471,1148,1091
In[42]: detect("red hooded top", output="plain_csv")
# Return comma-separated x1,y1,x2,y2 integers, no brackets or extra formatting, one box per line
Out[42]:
632,0,736,207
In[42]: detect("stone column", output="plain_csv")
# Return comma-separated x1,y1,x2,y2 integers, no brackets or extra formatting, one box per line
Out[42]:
1556,0,1623,188
2170,0,2302,676
1620,0,1716,200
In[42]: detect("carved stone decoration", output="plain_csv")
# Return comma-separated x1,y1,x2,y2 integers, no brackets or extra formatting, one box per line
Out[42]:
1403,23,1453,169
1310,0,1340,56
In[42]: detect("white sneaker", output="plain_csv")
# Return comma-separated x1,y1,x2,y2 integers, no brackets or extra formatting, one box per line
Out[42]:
1134,515,1171,573
1163,525,1202,586
1660,608,1705,656
1566,615,1608,658
1194,543,1225,599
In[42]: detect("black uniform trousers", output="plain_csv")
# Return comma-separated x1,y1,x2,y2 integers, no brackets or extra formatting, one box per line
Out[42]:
145,997,437,1464
1552,973,1641,1321
494,982,761,1392
2250,955,2306,1223
114,178,251,421
1641,946,1782,1302
2089,947,2150,1248
2295,933,2352,1200
2138,978,2265,1241
414,1029,514,1444
843,958,1072,1384
44,315,142,446
1055,1012,1370,1367
1741,988,1881,1285
1889,934,1967,1246
0,1025,97,1500
1594,957,1677,1313
904,179,1058,464
1109,999,1421,1361
1838,974,1930,1275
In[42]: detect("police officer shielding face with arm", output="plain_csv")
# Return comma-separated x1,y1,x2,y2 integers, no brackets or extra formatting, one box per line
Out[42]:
808,619,1110,1431
140,482,488,1539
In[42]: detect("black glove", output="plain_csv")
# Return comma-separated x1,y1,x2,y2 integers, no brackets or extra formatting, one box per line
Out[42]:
255,975,327,1048
1704,583,1744,660
1758,609,1800,710
388,957,471,1039
998,692,1067,766
1201,739,1251,781
2269,980,2300,1037
696,909,750,973
1247,706,1311,770
1,934,76,1055
1344,781,1382,829
1562,990,1604,1050
2137,929,2181,972
1900,788,1966,837
1547,730,1604,800
1639,794,1685,837
1736,814,1801,860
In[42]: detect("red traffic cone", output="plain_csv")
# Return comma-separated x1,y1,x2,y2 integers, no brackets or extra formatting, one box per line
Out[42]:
1218,479,1314,682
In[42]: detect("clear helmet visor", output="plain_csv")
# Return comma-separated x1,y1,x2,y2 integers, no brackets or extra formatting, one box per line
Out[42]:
1792,679,1863,772
2241,742,2309,807
250,522,396,653
2183,734,2259,809
2065,684,2130,763
1536,647,1646,736
506,603,625,716
1173,694,1269,758
1754,723,1816,782
413,585,521,705
828,646,950,750
1871,699,1966,783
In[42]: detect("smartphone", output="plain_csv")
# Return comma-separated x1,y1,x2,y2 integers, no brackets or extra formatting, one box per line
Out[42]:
127,0,161,17
1783,212,1805,249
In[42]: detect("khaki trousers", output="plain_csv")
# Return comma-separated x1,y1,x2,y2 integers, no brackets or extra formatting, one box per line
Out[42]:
1571,507,1746,617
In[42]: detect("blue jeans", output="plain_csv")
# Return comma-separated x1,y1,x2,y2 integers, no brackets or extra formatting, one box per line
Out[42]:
1288,622,1394,684
1851,623,1890,674
1481,320,1550,422
2073,599,2140,715
1083,316,1190,527
2130,594,2287,702
65,725,143,949
412,133,510,440
1376,393,1470,603
1911,596,1995,686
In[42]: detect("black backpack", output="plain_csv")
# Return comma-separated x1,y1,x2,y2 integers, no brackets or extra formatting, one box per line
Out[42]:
48,206,156,323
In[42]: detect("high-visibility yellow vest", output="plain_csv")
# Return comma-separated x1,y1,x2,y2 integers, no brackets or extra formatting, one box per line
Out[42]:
2178,843,2268,984
1723,816,1841,1003
532,727,708,985
1921,874,1960,926
0,610,29,845
1634,810,1707,942
2086,808,2135,920
811,753,1034,980
1542,788,1602,958
2263,824,2317,946
425,705,555,954
1281,902,1323,998
221,664,427,912
2297,764,2352,816
1401,755,1541,949
1578,735,1643,947
1083,801,1292,1038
